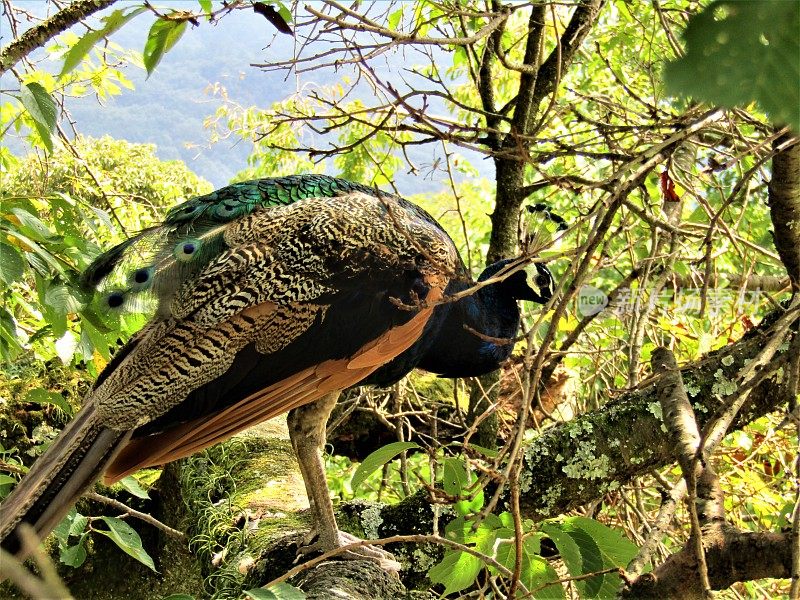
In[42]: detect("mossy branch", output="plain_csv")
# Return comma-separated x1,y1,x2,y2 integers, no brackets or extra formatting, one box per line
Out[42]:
0,0,117,75
516,306,796,518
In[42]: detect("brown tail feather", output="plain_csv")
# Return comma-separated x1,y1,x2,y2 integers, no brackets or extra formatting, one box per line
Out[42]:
0,401,130,557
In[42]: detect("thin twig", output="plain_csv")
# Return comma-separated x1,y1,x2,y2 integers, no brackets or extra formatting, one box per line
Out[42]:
85,492,186,540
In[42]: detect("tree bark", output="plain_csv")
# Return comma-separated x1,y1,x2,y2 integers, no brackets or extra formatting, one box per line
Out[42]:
517,309,795,517
473,0,604,445
10,308,787,600
621,527,792,599
0,0,117,75
768,134,800,291
487,0,604,263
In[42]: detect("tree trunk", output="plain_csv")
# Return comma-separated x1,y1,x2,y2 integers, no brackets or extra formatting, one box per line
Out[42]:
768,134,800,291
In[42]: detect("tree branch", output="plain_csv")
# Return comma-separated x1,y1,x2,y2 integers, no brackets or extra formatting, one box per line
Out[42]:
652,347,714,597
0,0,117,75
517,306,797,518
622,529,792,599
531,0,603,108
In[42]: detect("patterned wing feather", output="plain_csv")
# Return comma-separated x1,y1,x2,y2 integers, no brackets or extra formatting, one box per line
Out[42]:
102,281,442,483
81,175,384,317
88,191,460,479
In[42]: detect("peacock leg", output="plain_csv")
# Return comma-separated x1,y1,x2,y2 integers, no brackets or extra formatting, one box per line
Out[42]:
287,392,400,571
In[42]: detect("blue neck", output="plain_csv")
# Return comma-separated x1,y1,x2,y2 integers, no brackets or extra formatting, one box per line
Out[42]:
416,272,521,378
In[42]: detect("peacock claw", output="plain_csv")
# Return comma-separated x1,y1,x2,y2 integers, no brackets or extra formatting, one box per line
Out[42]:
295,529,401,573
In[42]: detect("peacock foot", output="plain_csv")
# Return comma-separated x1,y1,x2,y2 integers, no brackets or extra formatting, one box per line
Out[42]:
296,528,401,572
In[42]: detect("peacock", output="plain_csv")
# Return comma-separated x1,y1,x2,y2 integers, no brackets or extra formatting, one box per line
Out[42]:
0,174,553,569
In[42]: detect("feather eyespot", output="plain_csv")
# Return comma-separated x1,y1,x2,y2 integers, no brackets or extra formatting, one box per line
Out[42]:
216,202,236,217
174,239,201,262
106,291,125,309
129,266,154,290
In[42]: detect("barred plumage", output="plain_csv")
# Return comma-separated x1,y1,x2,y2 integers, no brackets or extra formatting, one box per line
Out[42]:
1,175,554,570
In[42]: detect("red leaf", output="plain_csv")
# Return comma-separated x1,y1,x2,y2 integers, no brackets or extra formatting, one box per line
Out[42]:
660,170,680,202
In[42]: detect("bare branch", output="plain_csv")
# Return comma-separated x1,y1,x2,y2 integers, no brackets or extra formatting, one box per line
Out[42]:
85,492,186,540
0,0,117,75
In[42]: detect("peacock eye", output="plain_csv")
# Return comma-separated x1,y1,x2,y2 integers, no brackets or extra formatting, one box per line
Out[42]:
106,291,125,309
133,268,150,284
174,239,202,262
216,202,236,216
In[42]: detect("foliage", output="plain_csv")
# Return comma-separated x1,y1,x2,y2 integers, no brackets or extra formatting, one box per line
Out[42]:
53,504,157,572
143,13,189,77
16,82,57,153
59,6,147,77
0,136,211,367
243,583,306,600
665,1,800,132
350,441,420,491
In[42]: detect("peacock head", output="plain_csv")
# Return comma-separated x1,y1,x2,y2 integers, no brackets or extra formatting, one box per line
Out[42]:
479,259,554,305
520,262,554,304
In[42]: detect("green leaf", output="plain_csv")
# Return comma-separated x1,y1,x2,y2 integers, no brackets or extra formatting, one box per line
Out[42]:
198,0,212,16
68,514,89,537
143,17,188,76
60,537,88,567
60,7,147,76
0,243,26,285
24,387,73,415
60,30,105,76
445,513,504,548
442,456,468,496
563,516,637,568
276,3,292,26
80,316,111,360
388,8,403,30
96,516,157,572
0,473,18,500
428,550,482,595
525,556,565,600
350,441,419,490
20,81,57,133
0,308,23,360
492,534,563,599
493,533,542,568
161,595,197,600
10,207,54,242
4,230,65,274
243,583,306,599
443,457,483,515
665,1,800,131
53,508,77,545
119,475,150,499
45,284,83,315
542,517,636,598
18,82,57,152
